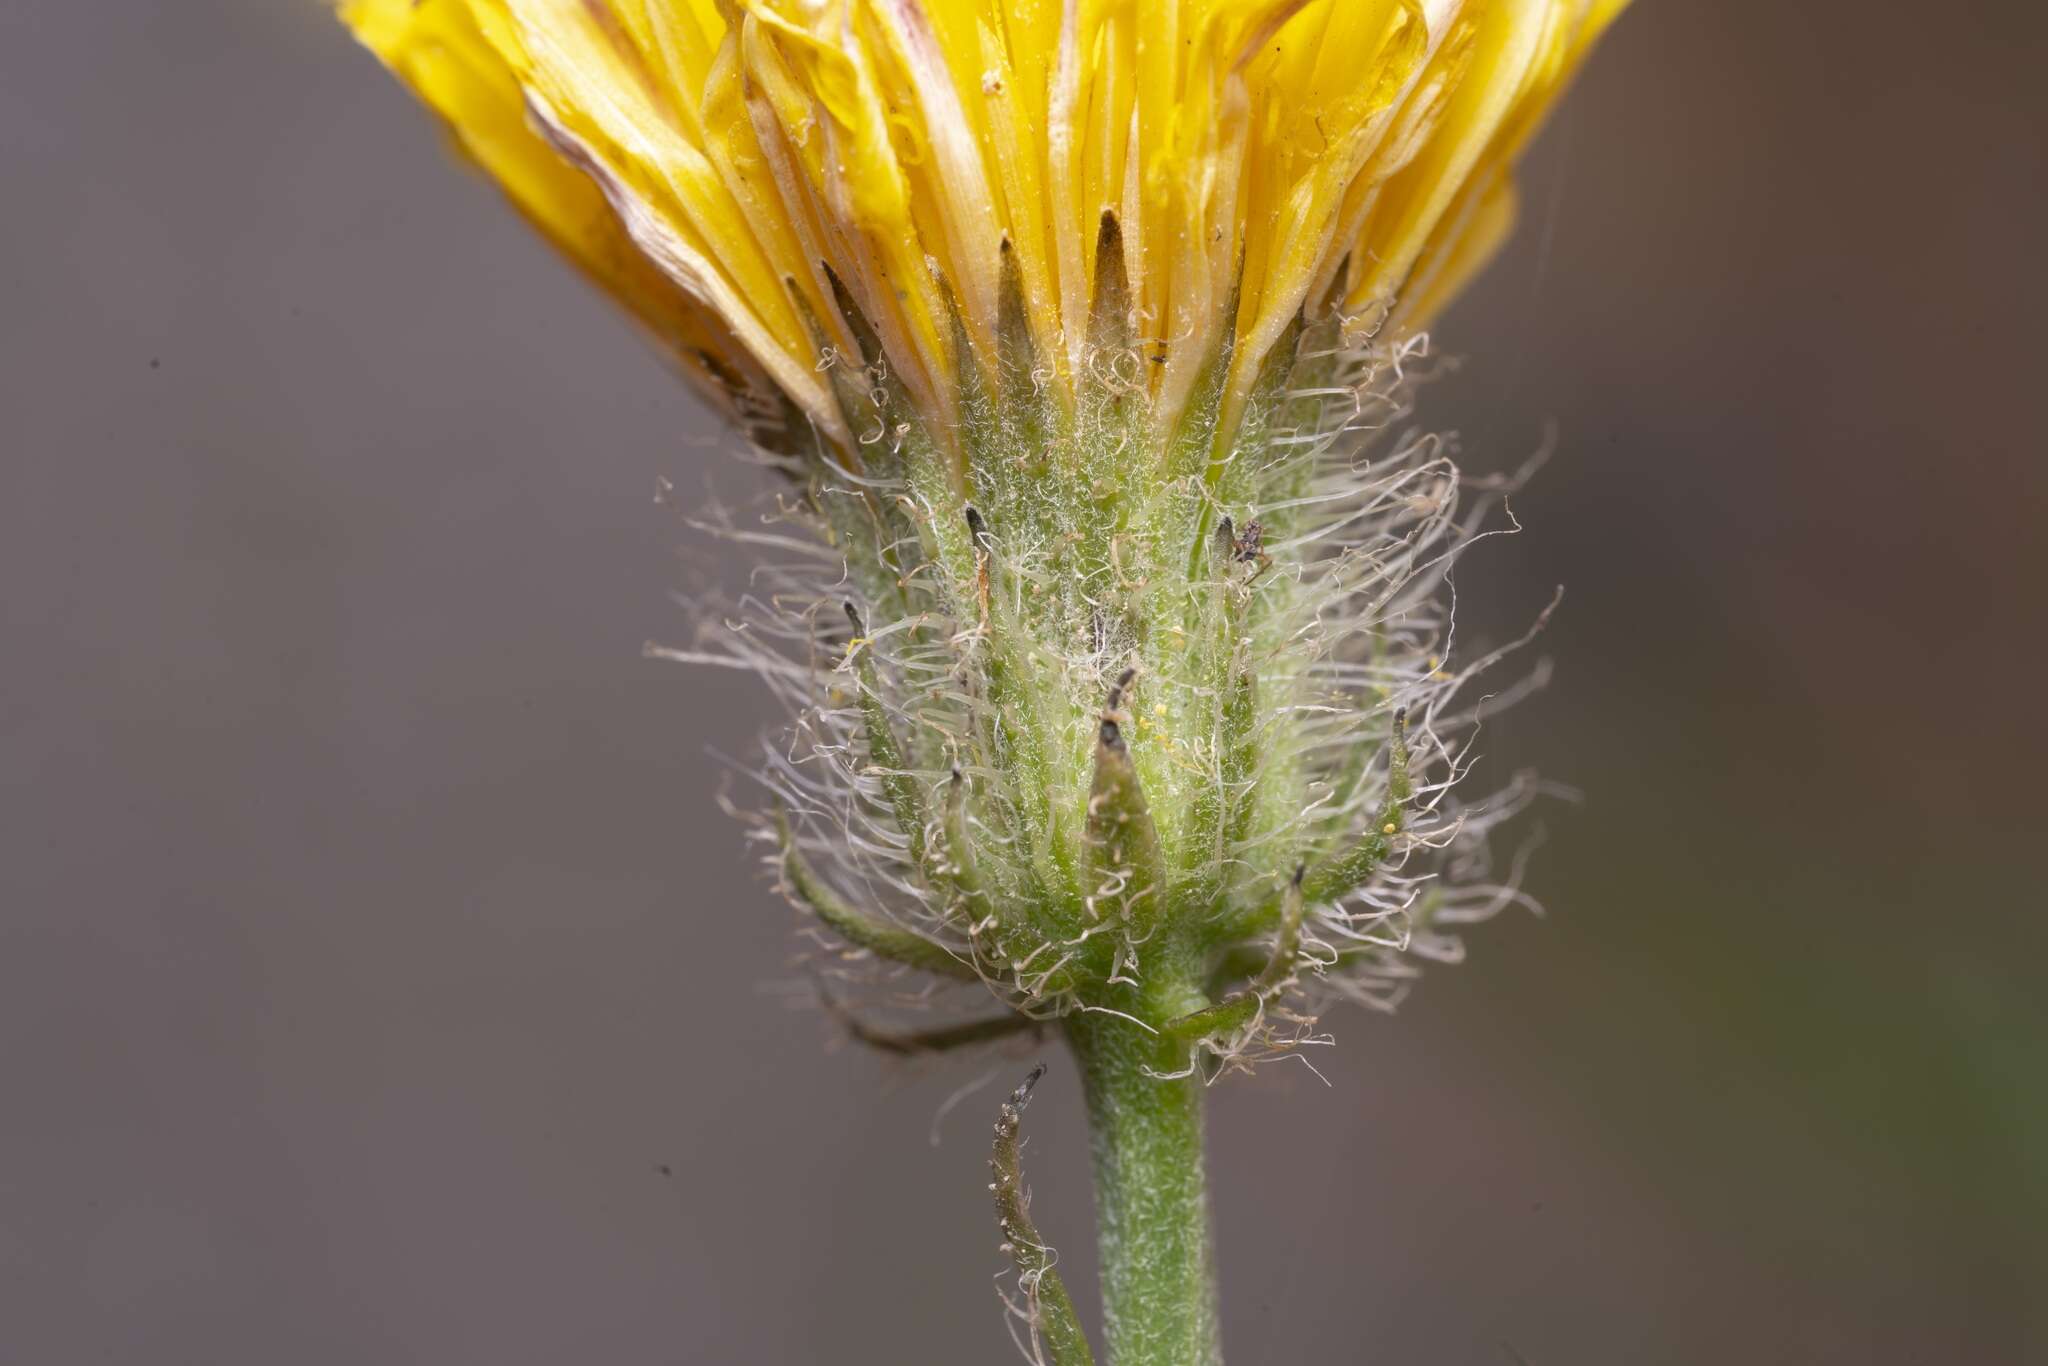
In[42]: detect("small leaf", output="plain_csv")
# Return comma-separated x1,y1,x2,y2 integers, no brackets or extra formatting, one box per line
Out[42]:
990,1065,1096,1366
776,812,976,981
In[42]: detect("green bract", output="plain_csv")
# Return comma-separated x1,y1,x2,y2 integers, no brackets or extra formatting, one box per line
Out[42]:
682,237,1536,1071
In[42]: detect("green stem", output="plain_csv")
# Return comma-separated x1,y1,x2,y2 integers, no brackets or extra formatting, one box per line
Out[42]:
1064,1010,1221,1366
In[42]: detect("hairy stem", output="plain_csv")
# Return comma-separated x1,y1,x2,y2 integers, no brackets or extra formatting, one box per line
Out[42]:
1064,1010,1221,1366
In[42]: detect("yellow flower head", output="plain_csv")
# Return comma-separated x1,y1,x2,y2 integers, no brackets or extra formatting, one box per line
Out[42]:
343,5,1637,1203
342,17,1634,1338
344,0,1623,462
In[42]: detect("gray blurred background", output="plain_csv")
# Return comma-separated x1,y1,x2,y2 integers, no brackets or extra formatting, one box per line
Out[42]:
4,2,2043,1362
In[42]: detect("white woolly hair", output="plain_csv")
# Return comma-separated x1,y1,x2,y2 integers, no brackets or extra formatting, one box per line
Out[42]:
650,304,1557,1081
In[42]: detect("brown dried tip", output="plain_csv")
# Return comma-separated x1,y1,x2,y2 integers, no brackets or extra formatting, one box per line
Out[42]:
843,600,864,633
1093,212,1128,310
965,504,988,544
1008,1061,1046,1112
1099,667,1138,751
1105,666,1137,714
1088,209,1132,349
821,262,882,367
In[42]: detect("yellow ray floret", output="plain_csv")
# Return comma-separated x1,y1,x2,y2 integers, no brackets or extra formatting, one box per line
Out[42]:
343,0,1626,458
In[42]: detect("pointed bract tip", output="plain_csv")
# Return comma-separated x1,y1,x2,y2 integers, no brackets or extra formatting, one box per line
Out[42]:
1105,667,1136,714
